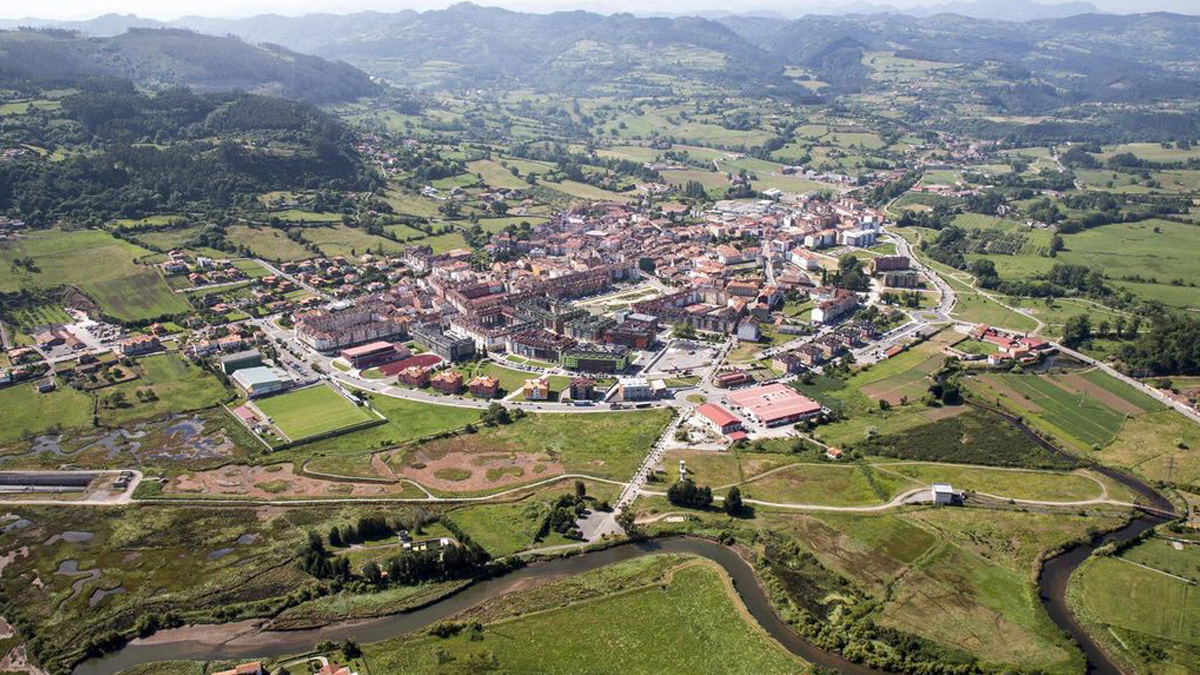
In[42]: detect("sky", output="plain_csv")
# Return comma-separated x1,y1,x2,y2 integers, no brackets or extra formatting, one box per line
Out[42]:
2,0,1196,21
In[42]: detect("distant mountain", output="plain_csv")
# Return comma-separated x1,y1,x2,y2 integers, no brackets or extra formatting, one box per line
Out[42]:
718,11,1200,108
0,4,797,96
0,27,378,103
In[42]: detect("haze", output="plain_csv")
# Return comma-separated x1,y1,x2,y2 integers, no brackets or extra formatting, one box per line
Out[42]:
4,0,1197,21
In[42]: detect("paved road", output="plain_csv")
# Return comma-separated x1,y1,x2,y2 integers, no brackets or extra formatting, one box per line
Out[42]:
587,408,685,540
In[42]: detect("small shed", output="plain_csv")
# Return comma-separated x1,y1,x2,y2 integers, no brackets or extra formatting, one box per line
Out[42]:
931,483,958,505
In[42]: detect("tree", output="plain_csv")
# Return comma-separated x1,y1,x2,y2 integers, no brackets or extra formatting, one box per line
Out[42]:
574,480,587,501
724,486,744,516
328,526,343,548
1062,314,1092,348
341,638,362,659
667,479,713,509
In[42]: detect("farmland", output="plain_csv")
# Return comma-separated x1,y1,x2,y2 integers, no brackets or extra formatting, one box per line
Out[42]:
965,367,1162,452
253,384,377,441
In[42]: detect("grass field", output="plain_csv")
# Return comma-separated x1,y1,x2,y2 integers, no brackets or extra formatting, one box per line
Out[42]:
254,385,375,441
1071,542,1200,675
225,225,312,261
364,560,805,675
411,408,672,483
762,508,1118,675
97,353,228,426
740,463,915,506
302,225,407,258
1099,410,1200,488
1059,219,1200,288
877,464,1104,501
289,395,481,460
0,229,188,322
0,378,93,444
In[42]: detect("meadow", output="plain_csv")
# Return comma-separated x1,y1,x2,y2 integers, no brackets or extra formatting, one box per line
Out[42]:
0,378,93,444
0,229,188,322
96,353,228,426
1058,219,1200,287
364,559,805,675
1071,544,1200,675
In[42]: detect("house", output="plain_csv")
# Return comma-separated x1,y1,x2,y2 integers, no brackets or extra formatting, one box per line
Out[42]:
317,664,360,675
696,403,744,435
430,369,464,394
523,376,551,401
811,290,858,325
568,377,595,401
468,375,500,399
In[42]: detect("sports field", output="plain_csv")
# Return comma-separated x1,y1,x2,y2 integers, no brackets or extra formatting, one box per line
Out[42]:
254,385,376,441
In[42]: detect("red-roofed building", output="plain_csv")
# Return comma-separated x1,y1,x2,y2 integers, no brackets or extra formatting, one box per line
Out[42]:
696,403,744,435
468,375,500,398
339,341,410,369
430,369,463,394
726,383,822,427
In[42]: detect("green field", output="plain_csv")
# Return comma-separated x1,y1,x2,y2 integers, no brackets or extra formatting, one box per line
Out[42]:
292,395,481,459
364,560,805,675
1072,542,1200,675
740,463,915,506
878,464,1103,501
1100,410,1200,488
968,370,1146,451
0,378,94,444
1059,219,1200,288
254,385,375,441
225,225,312,261
410,408,671,482
0,229,189,322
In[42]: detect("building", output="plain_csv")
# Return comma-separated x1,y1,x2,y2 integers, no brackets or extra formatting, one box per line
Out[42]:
619,377,653,401
932,483,961,505
396,365,431,387
871,256,911,274
568,377,596,401
506,329,576,363
468,375,500,398
295,303,406,352
410,323,475,362
317,664,359,675
771,352,806,375
118,335,161,356
811,290,858,325
696,403,744,436
219,349,262,375
714,370,754,388
339,341,410,370
725,383,822,427
232,366,290,398
561,346,631,374
523,376,551,401
430,369,464,394
736,320,762,342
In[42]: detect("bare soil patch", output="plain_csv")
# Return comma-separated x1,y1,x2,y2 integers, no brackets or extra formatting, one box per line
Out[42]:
393,446,563,493
1055,372,1146,416
922,405,971,422
977,374,1043,413
167,463,408,499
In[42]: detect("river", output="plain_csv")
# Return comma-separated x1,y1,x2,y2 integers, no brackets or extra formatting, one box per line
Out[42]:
74,477,1175,675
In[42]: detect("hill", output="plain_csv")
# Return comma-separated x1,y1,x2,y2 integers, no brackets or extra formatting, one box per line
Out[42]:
0,27,378,104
